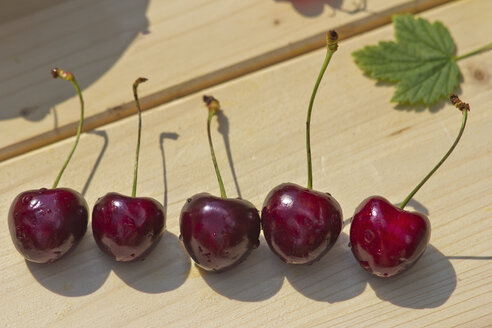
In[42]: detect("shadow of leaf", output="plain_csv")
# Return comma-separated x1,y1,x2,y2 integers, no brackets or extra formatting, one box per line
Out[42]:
394,100,446,113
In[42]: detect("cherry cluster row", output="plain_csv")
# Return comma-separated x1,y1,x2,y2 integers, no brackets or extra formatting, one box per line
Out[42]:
8,31,470,279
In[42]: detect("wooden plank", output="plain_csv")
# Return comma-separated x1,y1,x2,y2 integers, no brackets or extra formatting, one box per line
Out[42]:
0,0,452,161
1,0,491,326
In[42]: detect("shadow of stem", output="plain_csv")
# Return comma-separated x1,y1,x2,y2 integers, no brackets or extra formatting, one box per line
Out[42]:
217,110,241,198
159,132,179,213
81,130,108,196
446,256,492,260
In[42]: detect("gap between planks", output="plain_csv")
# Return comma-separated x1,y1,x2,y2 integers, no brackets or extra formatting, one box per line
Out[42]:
0,0,452,163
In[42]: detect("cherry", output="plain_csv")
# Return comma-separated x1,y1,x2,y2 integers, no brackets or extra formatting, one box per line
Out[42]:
350,196,430,277
262,31,343,264
350,95,470,277
92,193,164,261
179,96,261,272
92,78,165,262
8,68,89,263
180,193,261,272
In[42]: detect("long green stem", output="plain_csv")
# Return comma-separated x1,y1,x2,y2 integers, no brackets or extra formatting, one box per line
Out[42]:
453,42,492,61
204,96,227,198
399,94,470,209
306,30,339,189
131,77,148,197
51,68,84,189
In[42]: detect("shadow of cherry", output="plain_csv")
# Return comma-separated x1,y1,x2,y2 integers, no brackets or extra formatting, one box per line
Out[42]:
273,0,366,17
26,232,111,296
368,244,456,308
200,237,285,301
285,232,367,302
1,0,66,23
0,0,150,122
111,231,191,294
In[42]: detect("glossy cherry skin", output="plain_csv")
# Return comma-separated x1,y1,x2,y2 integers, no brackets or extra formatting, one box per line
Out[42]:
8,188,88,263
261,183,343,264
92,192,165,262
179,193,261,272
349,196,431,277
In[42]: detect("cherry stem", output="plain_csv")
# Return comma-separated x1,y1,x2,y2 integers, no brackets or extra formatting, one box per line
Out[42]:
131,77,148,198
306,30,339,189
399,94,470,210
453,42,492,61
51,68,84,189
204,95,227,198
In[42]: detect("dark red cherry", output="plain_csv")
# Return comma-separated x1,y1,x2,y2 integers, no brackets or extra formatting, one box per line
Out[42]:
91,78,165,262
349,196,430,277
8,188,88,263
179,193,261,272
179,96,261,272
92,192,165,262
261,32,341,264
261,183,342,264
8,69,89,264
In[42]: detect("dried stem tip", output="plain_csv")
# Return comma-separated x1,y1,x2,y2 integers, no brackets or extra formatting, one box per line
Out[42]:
51,68,74,81
203,95,220,115
450,94,470,112
133,77,148,98
326,30,339,52
133,77,148,89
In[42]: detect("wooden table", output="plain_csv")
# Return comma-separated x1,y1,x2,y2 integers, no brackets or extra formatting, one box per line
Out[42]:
1,0,491,326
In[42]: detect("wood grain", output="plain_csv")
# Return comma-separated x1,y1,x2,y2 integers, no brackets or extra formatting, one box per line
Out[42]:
0,0,452,161
1,0,491,327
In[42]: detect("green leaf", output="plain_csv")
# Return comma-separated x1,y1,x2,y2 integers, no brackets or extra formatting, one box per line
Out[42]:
353,14,460,106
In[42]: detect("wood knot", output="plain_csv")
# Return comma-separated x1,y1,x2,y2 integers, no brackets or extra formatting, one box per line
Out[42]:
20,106,39,117
109,105,123,114
388,126,411,137
474,69,485,81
